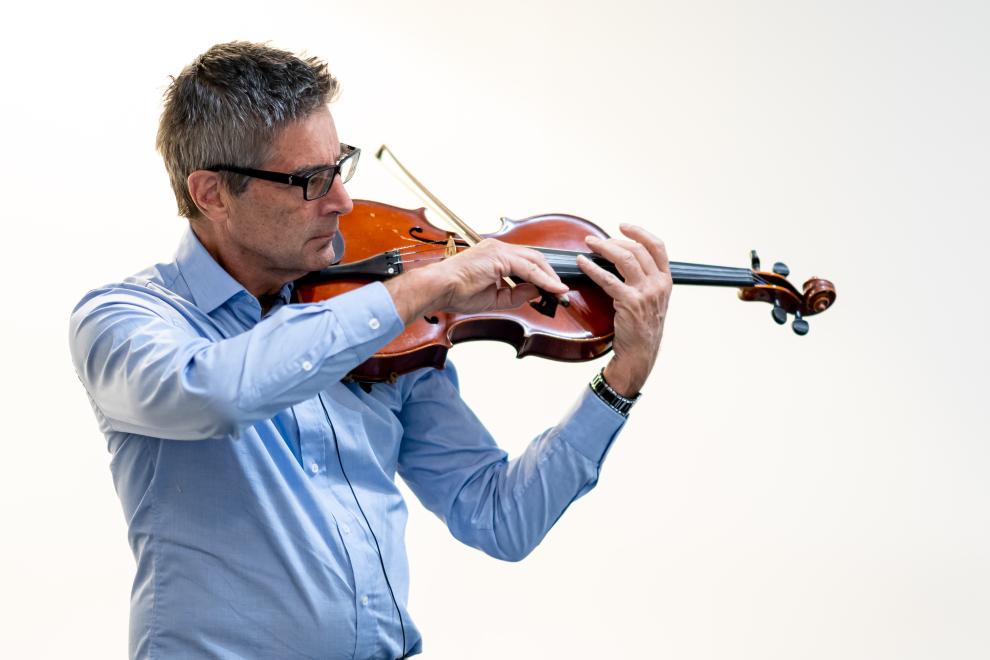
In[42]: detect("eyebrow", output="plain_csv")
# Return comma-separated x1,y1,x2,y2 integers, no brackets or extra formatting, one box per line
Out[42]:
287,145,349,176
290,162,333,176
289,142,354,176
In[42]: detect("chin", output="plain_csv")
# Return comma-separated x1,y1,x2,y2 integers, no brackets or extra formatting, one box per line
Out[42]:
306,245,336,272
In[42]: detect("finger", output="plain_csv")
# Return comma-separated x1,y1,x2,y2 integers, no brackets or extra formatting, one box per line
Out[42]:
576,253,629,299
611,238,660,278
585,236,647,284
518,246,565,288
619,224,669,274
508,251,569,294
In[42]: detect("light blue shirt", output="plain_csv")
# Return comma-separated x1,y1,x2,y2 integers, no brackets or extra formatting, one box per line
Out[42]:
68,228,626,660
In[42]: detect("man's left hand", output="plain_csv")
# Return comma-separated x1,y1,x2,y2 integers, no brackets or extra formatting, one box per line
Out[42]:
577,225,672,398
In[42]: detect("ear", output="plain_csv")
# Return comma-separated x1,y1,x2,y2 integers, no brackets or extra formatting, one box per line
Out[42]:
186,170,229,222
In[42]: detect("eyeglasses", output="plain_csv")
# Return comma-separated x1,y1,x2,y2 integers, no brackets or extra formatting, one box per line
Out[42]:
206,143,360,201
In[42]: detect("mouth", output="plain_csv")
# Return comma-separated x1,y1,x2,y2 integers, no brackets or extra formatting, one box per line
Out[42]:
310,219,340,242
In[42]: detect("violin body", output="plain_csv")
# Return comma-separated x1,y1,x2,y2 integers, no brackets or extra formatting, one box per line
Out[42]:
295,200,618,381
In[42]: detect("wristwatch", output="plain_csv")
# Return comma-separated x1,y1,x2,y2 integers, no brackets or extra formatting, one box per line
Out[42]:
589,368,640,417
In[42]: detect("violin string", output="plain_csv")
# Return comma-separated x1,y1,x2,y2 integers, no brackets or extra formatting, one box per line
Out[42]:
393,255,758,284
393,245,754,279
543,259,754,277
538,252,752,272
539,257,756,284
393,244,453,255
384,242,765,286
400,256,451,265
393,241,751,273
394,241,758,271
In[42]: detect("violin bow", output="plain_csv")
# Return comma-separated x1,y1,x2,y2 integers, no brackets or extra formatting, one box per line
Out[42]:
373,145,834,334
375,145,557,301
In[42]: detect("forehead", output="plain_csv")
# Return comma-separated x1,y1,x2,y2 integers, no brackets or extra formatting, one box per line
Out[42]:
268,106,339,170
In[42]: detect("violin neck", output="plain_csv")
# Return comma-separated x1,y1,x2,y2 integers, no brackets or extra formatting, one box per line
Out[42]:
303,247,756,289
538,249,756,287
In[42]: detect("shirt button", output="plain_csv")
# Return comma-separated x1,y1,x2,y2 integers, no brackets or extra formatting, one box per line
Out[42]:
368,317,380,330
301,360,313,372
341,524,350,535
310,462,319,474
361,595,369,606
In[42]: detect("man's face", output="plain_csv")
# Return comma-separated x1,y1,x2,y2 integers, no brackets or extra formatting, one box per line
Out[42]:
220,106,353,283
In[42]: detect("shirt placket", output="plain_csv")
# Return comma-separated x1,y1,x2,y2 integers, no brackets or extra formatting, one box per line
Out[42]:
296,394,394,659
296,397,328,478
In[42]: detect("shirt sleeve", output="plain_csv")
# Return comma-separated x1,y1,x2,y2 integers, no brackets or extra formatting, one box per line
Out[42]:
396,363,626,562
68,282,403,440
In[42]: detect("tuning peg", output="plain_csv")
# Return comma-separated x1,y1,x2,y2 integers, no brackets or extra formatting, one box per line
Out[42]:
792,311,809,336
771,302,787,325
750,249,761,271
772,262,790,277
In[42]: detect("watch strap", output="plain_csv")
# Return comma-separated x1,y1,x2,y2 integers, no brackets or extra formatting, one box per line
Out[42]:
589,368,640,417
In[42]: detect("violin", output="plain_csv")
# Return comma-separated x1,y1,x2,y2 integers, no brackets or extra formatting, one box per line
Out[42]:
295,199,837,382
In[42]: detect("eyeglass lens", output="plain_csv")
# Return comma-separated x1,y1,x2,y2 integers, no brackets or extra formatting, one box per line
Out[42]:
304,150,359,200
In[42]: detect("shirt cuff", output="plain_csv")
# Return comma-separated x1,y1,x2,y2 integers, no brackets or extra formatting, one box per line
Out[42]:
557,385,628,464
317,281,404,364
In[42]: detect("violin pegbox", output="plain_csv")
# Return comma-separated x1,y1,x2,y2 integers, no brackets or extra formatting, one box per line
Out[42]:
738,250,836,336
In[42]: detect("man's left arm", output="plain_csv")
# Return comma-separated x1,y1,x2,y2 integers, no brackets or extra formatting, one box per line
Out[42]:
396,363,627,562
396,225,671,560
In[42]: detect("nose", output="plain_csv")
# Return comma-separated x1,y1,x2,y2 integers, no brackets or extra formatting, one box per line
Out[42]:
317,174,353,217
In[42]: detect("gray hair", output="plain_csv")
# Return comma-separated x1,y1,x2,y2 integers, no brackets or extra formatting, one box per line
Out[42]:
156,41,339,219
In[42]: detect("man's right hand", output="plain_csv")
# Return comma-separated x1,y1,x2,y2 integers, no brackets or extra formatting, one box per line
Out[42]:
383,238,569,325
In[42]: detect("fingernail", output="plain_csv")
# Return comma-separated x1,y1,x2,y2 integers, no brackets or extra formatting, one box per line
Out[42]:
585,235,597,242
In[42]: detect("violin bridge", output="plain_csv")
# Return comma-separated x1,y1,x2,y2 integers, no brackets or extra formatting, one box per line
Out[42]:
444,235,458,258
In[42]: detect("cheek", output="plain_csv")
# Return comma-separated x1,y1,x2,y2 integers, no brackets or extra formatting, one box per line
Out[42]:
233,195,291,238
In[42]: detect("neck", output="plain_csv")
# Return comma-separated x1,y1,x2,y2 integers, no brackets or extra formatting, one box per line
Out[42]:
191,222,294,300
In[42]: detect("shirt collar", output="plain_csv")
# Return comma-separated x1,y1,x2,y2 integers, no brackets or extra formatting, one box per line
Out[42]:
175,227,246,314
175,227,295,315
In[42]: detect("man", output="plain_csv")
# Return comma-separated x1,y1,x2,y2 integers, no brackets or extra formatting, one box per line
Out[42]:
69,41,671,659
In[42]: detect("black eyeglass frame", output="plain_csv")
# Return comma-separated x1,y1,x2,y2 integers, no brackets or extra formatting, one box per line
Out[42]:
205,143,360,201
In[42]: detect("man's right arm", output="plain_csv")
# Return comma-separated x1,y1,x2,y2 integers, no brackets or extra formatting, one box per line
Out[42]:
68,236,567,442
68,282,403,440
383,237,570,323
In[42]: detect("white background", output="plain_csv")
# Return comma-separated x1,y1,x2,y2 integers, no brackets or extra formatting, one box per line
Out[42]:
1,1,988,658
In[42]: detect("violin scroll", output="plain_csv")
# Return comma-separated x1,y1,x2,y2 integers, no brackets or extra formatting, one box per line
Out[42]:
803,277,836,314
738,250,837,336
